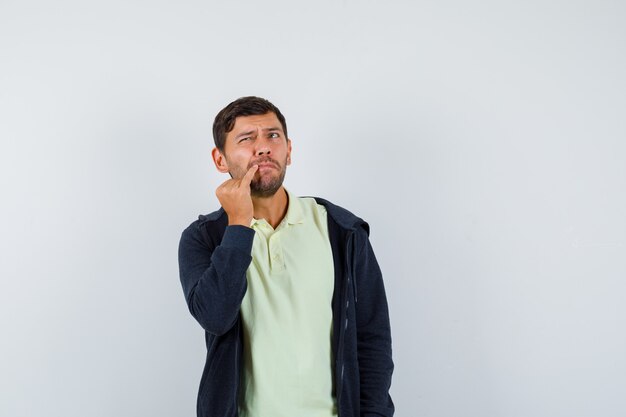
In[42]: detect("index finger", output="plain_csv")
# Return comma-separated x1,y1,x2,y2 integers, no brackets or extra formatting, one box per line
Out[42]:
241,164,258,186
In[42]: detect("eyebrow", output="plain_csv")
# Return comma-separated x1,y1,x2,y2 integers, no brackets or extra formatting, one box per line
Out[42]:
235,130,255,139
234,127,283,139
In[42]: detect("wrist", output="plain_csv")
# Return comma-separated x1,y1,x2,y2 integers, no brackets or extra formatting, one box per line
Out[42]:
228,217,252,227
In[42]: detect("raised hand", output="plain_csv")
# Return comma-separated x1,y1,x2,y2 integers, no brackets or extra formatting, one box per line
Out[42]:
215,165,258,227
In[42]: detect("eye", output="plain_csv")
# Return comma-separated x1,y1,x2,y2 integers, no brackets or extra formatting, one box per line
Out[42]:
269,132,280,139
238,137,251,143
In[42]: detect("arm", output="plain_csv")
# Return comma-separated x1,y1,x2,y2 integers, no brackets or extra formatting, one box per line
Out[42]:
354,230,395,417
179,164,259,335
178,222,255,336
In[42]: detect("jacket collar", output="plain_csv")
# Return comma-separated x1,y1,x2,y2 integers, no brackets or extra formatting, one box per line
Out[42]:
198,195,368,236
312,196,369,236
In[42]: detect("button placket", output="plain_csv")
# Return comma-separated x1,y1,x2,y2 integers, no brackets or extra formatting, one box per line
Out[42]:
269,232,285,271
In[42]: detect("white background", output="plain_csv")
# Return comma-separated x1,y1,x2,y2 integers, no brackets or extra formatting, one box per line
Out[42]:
1,1,625,416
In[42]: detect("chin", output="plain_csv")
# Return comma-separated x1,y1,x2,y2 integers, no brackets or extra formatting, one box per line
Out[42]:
251,179,283,198
251,188,281,198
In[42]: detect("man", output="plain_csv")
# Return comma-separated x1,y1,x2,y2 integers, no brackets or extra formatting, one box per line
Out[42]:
178,96,394,417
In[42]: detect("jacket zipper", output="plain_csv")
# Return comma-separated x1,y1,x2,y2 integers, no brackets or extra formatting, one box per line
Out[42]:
234,318,240,417
336,230,355,415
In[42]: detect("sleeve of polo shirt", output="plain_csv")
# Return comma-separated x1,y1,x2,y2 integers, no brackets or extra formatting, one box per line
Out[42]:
178,223,255,336
354,228,395,417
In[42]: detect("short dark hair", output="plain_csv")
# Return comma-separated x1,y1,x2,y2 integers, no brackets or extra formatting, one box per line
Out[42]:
212,96,288,152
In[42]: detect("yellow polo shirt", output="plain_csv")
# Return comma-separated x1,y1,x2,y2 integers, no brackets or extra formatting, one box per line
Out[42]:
238,189,337,417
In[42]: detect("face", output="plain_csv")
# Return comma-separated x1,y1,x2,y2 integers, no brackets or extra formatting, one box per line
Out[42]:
212,112,292,198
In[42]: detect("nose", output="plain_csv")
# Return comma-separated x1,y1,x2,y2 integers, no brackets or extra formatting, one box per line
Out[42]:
254,135,271,156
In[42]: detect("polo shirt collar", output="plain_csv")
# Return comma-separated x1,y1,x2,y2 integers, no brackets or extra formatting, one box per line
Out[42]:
249,188,304,228
284,188,304,225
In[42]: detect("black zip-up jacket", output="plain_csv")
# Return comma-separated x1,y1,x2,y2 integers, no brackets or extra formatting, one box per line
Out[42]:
178,197,394,417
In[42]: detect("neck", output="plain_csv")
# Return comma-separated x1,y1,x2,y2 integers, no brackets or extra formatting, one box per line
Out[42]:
252,187,289,229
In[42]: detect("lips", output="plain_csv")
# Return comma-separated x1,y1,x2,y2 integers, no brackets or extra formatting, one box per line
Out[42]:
253,160,278,170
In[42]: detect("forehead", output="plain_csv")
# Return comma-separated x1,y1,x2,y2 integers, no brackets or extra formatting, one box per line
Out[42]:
230,112,282,134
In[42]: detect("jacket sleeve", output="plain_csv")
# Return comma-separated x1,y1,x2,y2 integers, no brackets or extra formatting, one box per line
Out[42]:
178,222,255,336
354,229,395,417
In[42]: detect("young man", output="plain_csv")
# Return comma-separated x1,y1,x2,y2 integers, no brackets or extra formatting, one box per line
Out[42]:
178,96,394,417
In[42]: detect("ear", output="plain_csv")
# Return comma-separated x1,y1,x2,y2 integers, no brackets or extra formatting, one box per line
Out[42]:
211,147,230,173
286,138,292,165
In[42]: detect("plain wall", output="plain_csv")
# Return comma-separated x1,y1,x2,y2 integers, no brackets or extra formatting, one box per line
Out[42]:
1,1,625,416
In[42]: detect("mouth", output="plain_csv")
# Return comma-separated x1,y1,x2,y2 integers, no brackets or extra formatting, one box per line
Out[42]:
254,161,278,170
